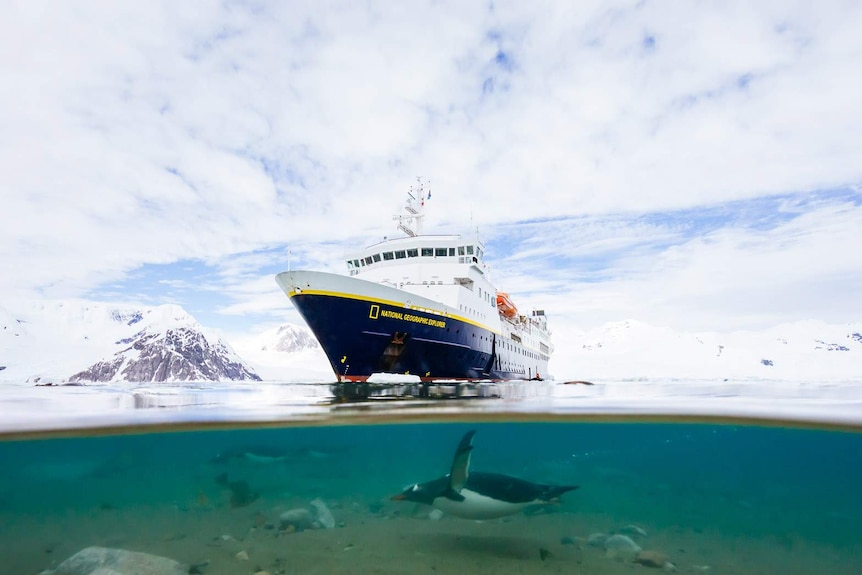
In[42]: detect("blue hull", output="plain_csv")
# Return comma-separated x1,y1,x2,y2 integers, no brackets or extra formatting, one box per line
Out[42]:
291,292,533,382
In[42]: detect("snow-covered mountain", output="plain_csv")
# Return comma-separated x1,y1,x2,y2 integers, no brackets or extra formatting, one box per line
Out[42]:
68,326,260,383
2,300,859,384
0,301,260,383
229,323,332,382
257,323,320,353
559,319,862,382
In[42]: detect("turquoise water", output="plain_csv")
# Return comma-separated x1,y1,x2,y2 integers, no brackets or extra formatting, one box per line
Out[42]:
2,418,861,574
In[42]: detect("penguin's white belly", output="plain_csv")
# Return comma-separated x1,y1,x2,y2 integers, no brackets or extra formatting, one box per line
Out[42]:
433,489,531,520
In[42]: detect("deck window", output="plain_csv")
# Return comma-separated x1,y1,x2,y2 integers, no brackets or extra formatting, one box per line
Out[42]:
383,252,394,261
407,248,418,257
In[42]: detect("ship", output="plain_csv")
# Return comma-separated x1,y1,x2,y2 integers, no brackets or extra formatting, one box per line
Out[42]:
275,180,553,383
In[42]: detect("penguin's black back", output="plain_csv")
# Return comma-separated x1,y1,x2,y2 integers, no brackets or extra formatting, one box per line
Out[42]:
463,472,577,503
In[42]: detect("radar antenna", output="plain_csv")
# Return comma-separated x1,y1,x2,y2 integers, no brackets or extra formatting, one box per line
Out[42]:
393,177,430,237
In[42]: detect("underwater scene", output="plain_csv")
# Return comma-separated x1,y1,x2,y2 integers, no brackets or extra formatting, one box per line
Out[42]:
2,413,861,575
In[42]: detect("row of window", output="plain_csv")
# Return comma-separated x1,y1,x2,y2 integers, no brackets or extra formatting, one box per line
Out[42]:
500,338,546,361
472,330,546,362
477,286,495,307
459,303,488,319
347,245,482,270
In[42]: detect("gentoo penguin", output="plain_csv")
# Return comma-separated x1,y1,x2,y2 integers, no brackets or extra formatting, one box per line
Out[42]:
391,430,578,520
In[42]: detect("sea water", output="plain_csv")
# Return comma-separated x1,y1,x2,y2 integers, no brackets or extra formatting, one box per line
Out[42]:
1,381,861,575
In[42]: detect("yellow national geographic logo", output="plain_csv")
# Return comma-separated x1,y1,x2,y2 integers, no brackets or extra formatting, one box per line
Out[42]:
368,303,446,329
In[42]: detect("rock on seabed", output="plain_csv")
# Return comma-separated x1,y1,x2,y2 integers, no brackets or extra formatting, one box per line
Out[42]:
635,550,672,569
587,532,609,547
604,534,642,561
40,546,187,575
279,508,316,531
311,498,336,529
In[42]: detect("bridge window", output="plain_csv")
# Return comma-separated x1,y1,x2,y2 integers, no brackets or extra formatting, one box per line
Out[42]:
383,252,394,261
407,248,418,257
421,247,433,257
395,250,406,259
372,253,381,262
458,246,465,255
364,256,373,265
466,246,474,255
435,247,447,257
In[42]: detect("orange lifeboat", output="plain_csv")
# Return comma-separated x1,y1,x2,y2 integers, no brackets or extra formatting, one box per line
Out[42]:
496,292,518,319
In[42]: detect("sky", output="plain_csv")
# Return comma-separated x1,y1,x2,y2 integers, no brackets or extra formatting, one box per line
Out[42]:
3,0,862,351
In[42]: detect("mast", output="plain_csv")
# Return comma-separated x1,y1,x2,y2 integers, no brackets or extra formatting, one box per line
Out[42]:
393,177,429,237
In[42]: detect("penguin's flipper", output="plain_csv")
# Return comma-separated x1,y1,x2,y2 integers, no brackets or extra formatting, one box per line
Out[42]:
447,430,476,496
444,488,466,502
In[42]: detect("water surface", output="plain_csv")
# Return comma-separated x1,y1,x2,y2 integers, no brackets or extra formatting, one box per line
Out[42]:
1,380,861,574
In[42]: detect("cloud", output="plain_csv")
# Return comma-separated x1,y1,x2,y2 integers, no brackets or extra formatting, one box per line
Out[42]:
518,192,862,334
2,0,861,338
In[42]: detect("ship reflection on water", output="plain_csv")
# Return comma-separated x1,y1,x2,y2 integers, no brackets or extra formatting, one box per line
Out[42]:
330,381,508,401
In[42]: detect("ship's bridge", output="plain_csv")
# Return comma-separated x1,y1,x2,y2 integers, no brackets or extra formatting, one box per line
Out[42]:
344,234,501,327
345,234,486,276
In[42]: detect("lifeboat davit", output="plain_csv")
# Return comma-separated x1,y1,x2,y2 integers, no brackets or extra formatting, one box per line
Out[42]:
496,292,518,319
